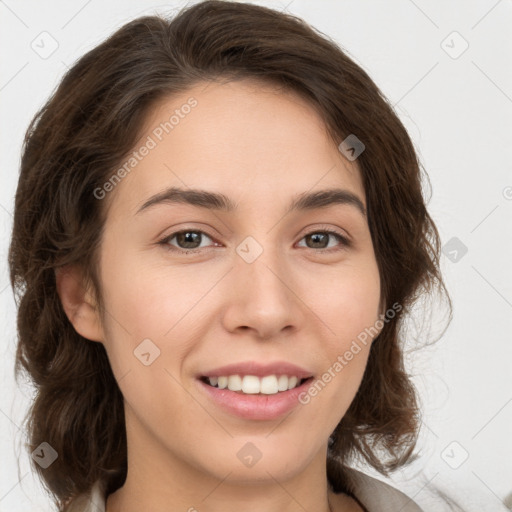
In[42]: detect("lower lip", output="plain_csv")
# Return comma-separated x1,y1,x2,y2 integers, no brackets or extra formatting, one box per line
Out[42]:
197,378,314,420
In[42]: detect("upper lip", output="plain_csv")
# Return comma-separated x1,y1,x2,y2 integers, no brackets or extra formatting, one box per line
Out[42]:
199,361,314,379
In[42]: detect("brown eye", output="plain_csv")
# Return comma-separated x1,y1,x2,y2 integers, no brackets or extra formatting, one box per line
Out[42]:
175,231,203,249
305,232,329,249
160,230,216,251
298,230,350,251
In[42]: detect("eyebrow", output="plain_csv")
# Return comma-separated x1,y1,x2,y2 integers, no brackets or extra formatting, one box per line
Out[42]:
136,186,366,218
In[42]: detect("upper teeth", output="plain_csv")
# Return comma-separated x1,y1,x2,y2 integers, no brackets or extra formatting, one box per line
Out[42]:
207,375,303,394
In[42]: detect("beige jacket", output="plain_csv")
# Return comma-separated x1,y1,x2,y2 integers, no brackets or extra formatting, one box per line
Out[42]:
69,467,423,512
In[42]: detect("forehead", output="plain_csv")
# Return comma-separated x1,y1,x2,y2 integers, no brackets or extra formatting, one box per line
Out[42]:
105,79,365,218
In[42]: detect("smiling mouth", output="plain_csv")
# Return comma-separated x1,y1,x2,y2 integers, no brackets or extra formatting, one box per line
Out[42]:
199,375,312,395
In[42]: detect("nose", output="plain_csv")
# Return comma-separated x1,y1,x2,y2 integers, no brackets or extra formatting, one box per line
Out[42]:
221,244,304,340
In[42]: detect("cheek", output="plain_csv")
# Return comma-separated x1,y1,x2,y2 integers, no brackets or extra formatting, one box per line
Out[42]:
301,263,380,406
97,264,198,420
100,244,200,335
97,251,220,386
96,248,175,367
303,278,378,423
310,262,381,347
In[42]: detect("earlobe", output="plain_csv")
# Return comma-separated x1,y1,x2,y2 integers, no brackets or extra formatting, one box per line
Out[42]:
380,302,387,320
374,298,387,341
55,265,105,342
378,297,386,321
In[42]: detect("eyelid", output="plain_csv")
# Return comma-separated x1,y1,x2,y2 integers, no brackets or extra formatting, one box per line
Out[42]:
298,224,351,243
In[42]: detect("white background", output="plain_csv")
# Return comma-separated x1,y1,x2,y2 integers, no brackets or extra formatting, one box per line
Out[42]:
1,1,511,511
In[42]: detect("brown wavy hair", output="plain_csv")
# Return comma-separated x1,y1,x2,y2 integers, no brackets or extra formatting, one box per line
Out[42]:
8,1,451,509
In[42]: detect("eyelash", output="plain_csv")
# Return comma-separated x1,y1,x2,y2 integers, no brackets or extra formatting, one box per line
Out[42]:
157,227,351,255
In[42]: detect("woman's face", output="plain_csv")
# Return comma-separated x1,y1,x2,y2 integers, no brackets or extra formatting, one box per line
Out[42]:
86,79,382,487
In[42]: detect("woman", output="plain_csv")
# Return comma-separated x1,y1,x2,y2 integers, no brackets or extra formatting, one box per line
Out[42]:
8,1,451,511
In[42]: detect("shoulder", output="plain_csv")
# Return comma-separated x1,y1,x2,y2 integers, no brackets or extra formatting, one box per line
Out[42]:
337,467,424,512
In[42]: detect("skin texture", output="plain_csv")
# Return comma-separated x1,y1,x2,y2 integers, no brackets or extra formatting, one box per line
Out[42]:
57,79,383,512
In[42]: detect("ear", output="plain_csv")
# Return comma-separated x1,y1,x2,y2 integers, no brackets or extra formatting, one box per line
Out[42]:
378,296,386,320
55,265,105,342
373,297,387,341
